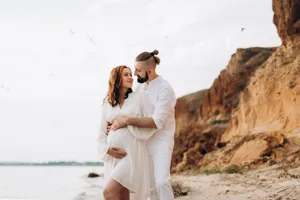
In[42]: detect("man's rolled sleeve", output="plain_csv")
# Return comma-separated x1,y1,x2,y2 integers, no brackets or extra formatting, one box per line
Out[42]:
152,87,174,129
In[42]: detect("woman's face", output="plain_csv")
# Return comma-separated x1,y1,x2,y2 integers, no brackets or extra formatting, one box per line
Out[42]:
121,68,133,89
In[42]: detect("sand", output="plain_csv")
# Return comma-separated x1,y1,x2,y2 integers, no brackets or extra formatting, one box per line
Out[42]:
172,164,300,200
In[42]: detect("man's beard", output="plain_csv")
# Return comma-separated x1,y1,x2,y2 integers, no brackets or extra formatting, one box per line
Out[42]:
137,72,149,83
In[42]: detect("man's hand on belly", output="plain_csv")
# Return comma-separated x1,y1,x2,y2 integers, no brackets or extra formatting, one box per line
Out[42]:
110,116,128,131
107,147,127,159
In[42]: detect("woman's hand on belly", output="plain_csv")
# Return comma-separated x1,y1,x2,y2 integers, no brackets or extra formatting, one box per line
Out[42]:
107,147,127,159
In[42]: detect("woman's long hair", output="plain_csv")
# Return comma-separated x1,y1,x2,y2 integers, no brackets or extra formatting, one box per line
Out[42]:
106,65,133,107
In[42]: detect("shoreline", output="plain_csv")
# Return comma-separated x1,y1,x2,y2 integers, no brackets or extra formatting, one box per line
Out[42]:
172,164,300,200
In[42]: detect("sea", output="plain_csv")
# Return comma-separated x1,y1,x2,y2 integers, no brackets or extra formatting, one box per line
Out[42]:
0,165,105,200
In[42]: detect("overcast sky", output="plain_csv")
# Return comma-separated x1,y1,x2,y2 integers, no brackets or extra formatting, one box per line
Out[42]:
0,0,281,162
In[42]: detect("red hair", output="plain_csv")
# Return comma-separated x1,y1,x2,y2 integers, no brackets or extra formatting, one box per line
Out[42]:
107,65,132,107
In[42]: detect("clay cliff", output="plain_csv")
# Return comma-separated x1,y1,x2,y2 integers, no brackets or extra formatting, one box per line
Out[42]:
172,0,300,173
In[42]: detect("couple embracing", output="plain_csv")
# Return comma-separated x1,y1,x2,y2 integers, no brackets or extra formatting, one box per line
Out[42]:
98,50,176,200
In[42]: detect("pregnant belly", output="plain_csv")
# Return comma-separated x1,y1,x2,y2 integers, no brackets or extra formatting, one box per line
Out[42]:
107,128,129,150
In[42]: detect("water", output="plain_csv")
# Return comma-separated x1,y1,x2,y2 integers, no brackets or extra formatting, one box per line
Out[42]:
0,166,105,200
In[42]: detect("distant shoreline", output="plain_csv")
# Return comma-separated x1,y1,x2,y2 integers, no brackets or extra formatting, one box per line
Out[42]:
0,162,103,166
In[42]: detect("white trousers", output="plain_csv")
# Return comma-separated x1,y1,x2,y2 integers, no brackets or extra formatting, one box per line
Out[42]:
148,139,174,200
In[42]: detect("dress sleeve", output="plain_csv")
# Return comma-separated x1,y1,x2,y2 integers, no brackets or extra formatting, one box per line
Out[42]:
97,101,110,161
127,92,157,140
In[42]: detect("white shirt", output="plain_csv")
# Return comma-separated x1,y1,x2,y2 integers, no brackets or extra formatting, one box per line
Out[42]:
135,76,176,151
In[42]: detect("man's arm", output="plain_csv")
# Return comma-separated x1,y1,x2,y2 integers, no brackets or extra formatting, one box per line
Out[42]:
110,92,157,131
110,113,157,131
111,86,175,131
125,117,157,128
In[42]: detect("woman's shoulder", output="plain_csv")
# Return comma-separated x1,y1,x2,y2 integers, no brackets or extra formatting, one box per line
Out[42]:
101,97,110,107
102,96,108,103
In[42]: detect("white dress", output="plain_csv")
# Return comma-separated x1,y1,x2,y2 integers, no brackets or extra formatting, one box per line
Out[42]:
98,91,157,200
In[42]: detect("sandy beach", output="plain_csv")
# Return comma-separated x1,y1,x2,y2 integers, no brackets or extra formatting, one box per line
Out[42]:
172,164,300,200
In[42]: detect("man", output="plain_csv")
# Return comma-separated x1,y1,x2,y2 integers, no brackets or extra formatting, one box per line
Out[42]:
111,49,176,200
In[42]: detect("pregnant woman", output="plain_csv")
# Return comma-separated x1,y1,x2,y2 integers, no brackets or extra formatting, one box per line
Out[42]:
98,65,157,200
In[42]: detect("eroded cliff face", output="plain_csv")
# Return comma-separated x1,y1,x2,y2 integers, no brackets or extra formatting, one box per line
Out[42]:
172,0,300,173
221,0,300,166
172,48,275,172
273,0,300,46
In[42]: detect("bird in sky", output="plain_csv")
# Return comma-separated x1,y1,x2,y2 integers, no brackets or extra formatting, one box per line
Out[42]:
69,29,75,35
87,33,96,46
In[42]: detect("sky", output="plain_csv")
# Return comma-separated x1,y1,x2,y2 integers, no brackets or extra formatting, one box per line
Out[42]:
0,0,281,162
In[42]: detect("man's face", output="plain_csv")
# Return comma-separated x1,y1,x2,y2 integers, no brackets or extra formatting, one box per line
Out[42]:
134,62,149,83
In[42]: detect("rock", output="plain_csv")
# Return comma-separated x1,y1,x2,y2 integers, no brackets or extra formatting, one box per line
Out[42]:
217,142,227,148
257,175,268,181
287,167,300,178
267,159,277,166
229,140,269,165
271,148,287,159
287,128,300,146
180,187,189,196
88,172,101,178
273,0,300,46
